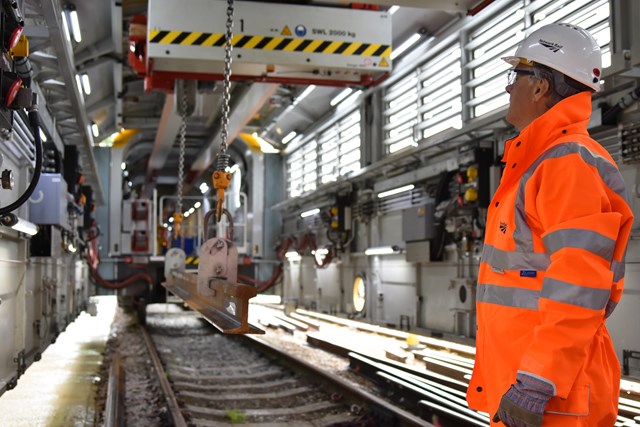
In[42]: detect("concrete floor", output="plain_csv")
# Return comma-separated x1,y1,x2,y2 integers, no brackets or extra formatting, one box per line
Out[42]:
0,296,117,427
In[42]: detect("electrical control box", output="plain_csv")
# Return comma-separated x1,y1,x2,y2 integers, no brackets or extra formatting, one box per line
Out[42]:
147,0,392,84
28,173,69,228
402,201,436,242
121,199,152,254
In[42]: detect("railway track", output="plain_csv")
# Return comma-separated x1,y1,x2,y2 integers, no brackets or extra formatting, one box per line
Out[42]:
138,306,428,427
105,303,640,427
281,308,640,427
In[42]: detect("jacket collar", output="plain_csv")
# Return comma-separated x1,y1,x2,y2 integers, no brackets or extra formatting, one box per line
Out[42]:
502,91,593,163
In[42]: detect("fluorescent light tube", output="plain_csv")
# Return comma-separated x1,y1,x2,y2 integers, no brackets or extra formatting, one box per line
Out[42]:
81,73,91,95
91,123,99,137
365,246,397,256
377,184,414,199
330,88,353,106
300,208,320,218
282,131,297,145
340,90,362,107
294,85,316,105
391,32,421,60
69,8,81,43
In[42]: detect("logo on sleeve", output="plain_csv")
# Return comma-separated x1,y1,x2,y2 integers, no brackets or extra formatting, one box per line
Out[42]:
499,221,507,234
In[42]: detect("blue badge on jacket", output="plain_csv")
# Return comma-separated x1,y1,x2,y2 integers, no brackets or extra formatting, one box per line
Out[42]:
520,270,537,277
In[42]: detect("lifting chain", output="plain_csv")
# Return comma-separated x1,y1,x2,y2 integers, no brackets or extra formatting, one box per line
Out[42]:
213,0,234,221
220,0,234,156
173,82,188,239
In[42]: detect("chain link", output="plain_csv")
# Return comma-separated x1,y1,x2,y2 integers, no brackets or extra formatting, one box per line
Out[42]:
218,0,234,160
176,81,187,215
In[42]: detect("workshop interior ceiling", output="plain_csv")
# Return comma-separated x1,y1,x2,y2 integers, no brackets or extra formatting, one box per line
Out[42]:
21,0,483,203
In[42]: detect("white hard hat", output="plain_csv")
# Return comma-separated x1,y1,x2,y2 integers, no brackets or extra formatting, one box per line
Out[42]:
502,23,602,92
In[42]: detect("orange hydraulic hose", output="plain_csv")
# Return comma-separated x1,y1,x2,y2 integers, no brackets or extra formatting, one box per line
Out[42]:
88,264,153,290
256,264,283,293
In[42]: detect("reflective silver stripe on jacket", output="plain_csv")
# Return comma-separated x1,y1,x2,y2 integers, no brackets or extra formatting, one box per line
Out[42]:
483,242,625,283
477,283,539,309
542,228,616,261
482,244,550,271
512,143,629,253
612,260,625,282
478,279,610,310
542,277,610,310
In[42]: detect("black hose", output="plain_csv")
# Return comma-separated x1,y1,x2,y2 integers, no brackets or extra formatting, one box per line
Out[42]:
431,171,456,261
602,86,640,125
0,101,43,216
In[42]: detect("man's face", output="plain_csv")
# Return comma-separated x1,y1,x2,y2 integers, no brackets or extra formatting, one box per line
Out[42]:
505,66,538,131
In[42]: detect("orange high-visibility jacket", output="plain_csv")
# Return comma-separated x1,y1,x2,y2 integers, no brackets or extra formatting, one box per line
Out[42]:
466,92,634,426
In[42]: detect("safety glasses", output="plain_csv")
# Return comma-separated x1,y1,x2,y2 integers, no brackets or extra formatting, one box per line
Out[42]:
507,68,536,85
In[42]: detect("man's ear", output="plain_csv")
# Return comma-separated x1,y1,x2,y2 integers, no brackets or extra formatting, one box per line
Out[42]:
532,78,551,102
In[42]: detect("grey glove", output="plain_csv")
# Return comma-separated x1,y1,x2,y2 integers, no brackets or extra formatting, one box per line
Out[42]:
492,373,554,427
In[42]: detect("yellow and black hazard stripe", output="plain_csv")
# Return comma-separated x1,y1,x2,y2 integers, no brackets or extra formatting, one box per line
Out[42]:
149,29,391,58
185,256,199,266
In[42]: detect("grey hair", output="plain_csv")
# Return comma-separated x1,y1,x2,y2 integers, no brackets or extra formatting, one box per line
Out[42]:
531,64,593,108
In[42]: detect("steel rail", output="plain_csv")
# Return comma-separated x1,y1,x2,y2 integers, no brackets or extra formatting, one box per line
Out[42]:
140,326,187,427
142,305,428,425
376,371,488,425
306,333,469,393
349,352,488,426
105,354,125,427
257,306,640,425
296,308,476,357
245,334,431,427
164,270,263,334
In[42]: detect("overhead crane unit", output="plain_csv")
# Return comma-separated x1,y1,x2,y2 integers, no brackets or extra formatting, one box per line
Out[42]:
143,0,392,87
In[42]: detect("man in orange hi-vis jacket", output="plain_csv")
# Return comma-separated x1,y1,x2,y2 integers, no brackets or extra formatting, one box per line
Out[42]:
466,23,634,427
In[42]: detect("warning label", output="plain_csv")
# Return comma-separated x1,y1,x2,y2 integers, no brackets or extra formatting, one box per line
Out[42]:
312,28,356,38
281,25,292,36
